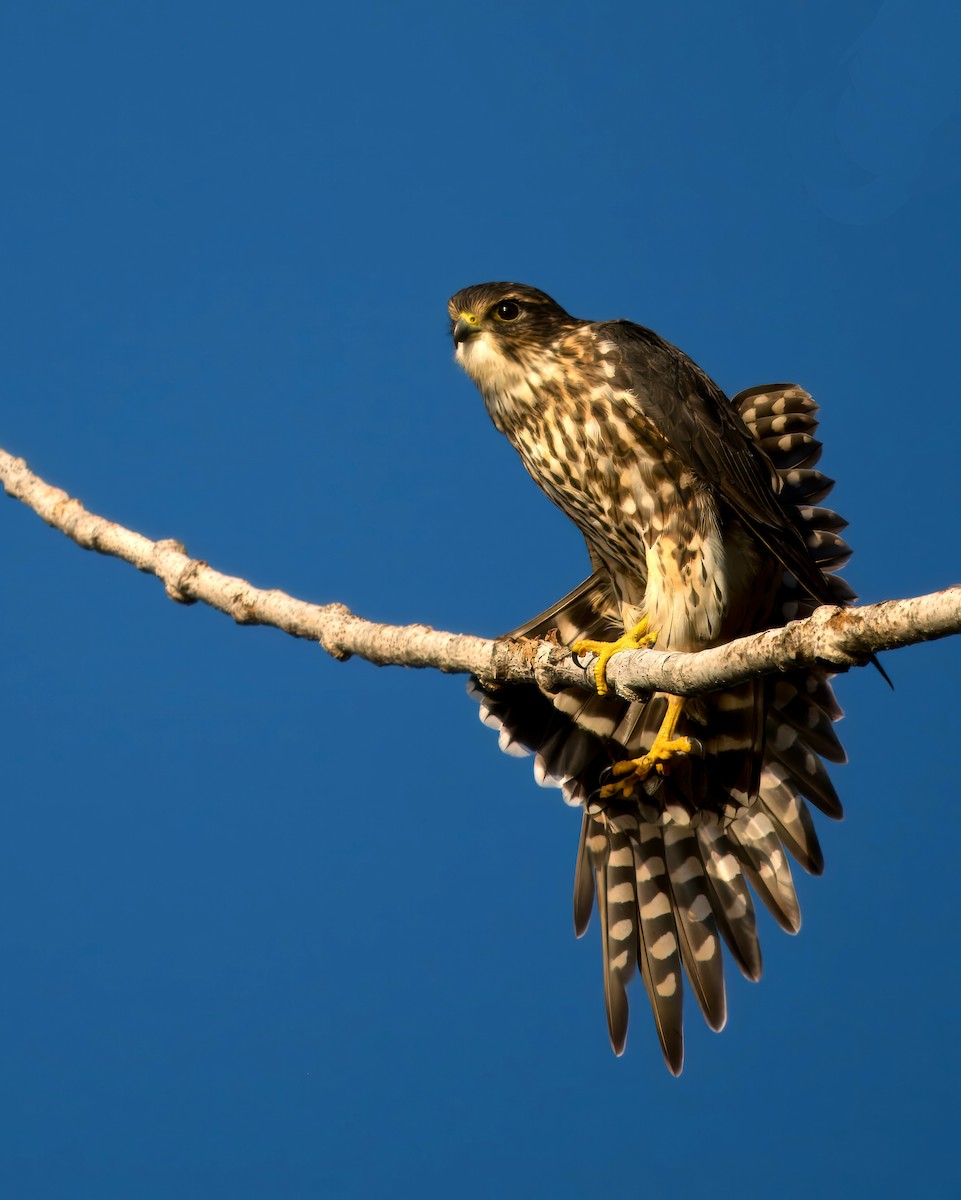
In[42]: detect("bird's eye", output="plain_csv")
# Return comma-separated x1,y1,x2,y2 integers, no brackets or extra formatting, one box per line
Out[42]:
494,300,521,322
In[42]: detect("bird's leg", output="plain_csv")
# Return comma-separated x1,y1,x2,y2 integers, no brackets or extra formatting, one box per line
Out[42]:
600,695,700,800
572,617,657,697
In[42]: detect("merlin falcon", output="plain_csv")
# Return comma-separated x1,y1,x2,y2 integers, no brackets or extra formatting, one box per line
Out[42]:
450,282,861,1074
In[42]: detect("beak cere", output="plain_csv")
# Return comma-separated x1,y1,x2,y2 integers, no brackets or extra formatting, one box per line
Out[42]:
453,314,480,346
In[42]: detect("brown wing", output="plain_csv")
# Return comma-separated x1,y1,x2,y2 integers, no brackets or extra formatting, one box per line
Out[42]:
599,320,839,606
469,383,852,1071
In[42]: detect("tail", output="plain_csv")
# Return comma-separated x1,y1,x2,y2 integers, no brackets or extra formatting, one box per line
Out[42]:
470,384,854,1074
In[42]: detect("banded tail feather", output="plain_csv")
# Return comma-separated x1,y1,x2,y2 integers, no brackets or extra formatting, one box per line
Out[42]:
470,384,853,1073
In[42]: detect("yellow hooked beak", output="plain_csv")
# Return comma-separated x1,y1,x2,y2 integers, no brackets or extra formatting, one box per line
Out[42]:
452,311,481,346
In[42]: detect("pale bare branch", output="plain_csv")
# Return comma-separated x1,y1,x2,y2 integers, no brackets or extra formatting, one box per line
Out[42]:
3,447,959,700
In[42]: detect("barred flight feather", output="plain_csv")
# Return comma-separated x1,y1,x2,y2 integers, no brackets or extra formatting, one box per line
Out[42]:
468,382,856,1071
452,285,868,1073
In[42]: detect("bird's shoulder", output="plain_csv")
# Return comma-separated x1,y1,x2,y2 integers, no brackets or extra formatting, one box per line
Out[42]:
580,319,836,603
582,318,767,473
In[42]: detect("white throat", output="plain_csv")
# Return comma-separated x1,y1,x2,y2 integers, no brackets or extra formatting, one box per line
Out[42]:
456,333,557,432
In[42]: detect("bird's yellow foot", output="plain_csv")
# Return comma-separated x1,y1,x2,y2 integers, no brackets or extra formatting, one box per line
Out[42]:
599,694,701,800
599,736,701,800
572,617,656,697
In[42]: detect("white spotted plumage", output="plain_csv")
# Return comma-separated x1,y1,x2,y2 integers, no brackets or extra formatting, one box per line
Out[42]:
452,284,858,1073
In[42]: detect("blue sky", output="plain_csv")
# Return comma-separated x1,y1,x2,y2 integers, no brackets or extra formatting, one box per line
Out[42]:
1,2,959,1196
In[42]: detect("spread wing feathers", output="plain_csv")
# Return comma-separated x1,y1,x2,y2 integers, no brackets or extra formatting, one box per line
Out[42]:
727,811,801,933
695,822,762,981
469,383,849,1068
662,825,726,1030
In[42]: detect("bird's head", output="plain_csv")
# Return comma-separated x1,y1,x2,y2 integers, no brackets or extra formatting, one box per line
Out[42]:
448,283,577,393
